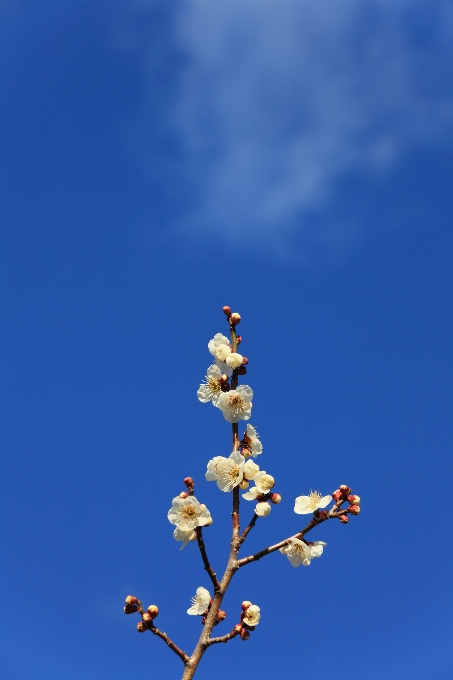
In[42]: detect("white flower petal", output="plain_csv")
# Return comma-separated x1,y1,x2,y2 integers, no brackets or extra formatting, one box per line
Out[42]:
255,501,271,516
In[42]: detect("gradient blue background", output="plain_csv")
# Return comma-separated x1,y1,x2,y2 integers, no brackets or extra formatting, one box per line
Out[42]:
1,2,452,679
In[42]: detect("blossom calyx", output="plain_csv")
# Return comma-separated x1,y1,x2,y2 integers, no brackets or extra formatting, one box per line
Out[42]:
230,312,241,325
147,605,159,619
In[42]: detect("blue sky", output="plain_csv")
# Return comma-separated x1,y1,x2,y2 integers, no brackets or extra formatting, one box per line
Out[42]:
1,2,452,679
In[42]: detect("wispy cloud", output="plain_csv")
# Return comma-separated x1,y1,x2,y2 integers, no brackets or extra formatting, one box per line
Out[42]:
122,1,453,259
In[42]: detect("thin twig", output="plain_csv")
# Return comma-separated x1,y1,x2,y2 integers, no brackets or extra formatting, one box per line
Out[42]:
149,624,189,664
238,513,258,546
206,627,241,646
196,527,220,592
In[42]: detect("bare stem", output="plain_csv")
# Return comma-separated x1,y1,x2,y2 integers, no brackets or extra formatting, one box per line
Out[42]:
195,527,220,592
206,627,241,646
238,513,258,546
149,624,189,664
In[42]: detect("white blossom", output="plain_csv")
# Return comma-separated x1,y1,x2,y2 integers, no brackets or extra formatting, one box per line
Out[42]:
208,333,233,375
225,352,243,369
243,459,259,480
242,486,260,501
219,386,253,423
254,471,275,494
255,501,271,516
309,541,327,559
243,604,261,627
279,537,312,567
246,424,263,456
187,586,211,615
173,527,197,550
216,450,246,492
294,491,332,515
208,333,230,356
197,364,224,407
167,496,212,531
206,456,226,481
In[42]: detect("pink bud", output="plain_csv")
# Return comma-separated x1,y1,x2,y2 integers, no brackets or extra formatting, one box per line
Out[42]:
236,335,242,345
240,628,250,640
230,312,241,325
142,612,152,623
348,505,361,515
125,596,139,605
137,621,147,633
179,491,189,499
184,477,194,490
222,306,232,316
217,610,227,621
332,490,342,501
147,605,159,619
241,601,252,611
123,604,138,614
348,495,360,505
241,356,249,365
339,514,349,524
270,493,282,504
339,485,350,497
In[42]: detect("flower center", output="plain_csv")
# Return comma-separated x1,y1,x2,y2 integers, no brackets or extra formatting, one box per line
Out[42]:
183,506,196,518
208,377,221,393
308,490,323,510
228,465,241,480
228,394,245,416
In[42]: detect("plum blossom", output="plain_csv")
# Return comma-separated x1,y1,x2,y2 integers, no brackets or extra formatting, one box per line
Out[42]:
255,501,271,516
243,604,260,627
245,424,263,456
243,459,259,480
309,541,327,559
279,538,312,567
219,386,253,423
167,496,212,531
216,451,246,492
225,352,243,369
206,456,226,481
187,587,211,615
294,491,332,515
197,364,224,407
173,527,197,550
242,486,260,501
208,333,233,376
254,471,275,494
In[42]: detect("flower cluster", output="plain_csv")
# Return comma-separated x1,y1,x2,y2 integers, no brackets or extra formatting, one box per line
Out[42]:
123,595,159,633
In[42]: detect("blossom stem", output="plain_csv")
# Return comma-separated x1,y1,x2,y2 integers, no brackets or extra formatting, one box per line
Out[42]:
206,627,241,646
149,623,189,663
238,513,258,546
195,527,220,592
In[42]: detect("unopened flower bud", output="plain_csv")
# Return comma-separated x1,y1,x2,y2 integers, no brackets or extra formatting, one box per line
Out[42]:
236,335,242,345
125,596,139,605
255,501,271,516
270,493,281,504
230,312,241,325
241,356,249,365
142,612,152,623
239,479,250,490
137,621,147,633
237,366,247,375
179,491,189,499
339,485,350,496
240,628,250,640
184,477,194,490
222,306,232,316
332,490,342,501
124,604,138,614
348,505,361,515
241,601,252,611
339,514,349,524
217,610,227,621
147,605,159,619
348,495,360,505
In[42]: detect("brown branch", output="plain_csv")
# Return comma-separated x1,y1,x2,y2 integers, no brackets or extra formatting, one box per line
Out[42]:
149,624,189,664
238,512,258,546
206,627,241,646
196,527,220,592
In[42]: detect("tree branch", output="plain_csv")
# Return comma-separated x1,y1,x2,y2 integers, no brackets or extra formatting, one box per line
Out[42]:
238,512,258,547
196,527,220,592
206,627,241,646
149,624,189,664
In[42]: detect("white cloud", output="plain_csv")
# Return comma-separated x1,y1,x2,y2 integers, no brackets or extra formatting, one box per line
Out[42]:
125,1,453,258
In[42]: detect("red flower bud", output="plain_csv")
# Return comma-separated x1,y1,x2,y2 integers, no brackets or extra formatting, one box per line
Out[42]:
147,605,159,619
339,485,350,497
241,356,249,365
348,495,360,505
332,490,342,501
240,628,250,640
217,610,227,621
270,493,282,504
183,477,194,490
348,505,361,515
241,601,252,611
230,312,241,325
222,306,232,316
236,335,242,345
339,515,349,524
142,612,152,623
124,604,138,614
125,596,139,605
137,621,147,633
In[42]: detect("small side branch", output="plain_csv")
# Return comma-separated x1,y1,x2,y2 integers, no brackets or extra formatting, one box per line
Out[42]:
149,624,189,664
238,513,258,547
196,527,221,592
207,627,241,646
